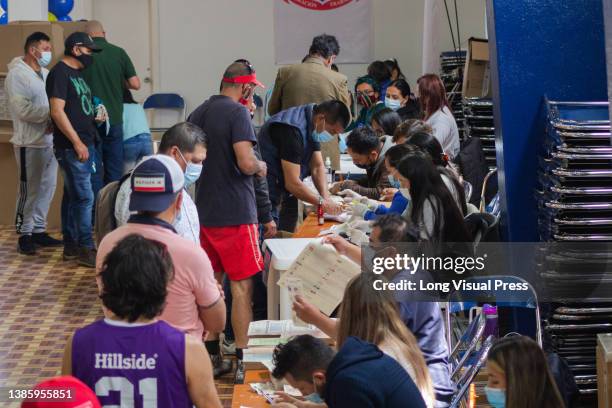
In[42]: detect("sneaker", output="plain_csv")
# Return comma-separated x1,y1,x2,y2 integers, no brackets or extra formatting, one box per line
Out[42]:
18,235,36,255
222,338,236,355
63,245,79,261
32,232,63,247
234,360,245,384
77,247,96,268
210,353,233,379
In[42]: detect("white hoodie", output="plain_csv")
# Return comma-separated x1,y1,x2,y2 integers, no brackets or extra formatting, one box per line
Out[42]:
4,57,52,147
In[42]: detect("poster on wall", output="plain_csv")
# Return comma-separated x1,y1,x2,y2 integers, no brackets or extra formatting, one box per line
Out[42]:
274,0,373,65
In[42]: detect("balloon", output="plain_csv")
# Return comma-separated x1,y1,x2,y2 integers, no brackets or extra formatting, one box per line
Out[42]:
0,12,6,25
48,0,74,18
48,12,57,22
58,14,72,21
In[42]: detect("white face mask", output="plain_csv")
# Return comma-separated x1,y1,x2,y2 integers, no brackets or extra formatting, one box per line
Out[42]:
385,97,402,111
36,50,52,68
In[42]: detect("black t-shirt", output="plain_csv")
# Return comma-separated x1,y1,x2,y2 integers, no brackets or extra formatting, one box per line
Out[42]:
189,95,258,226
46,61,97,149
269,123,320,165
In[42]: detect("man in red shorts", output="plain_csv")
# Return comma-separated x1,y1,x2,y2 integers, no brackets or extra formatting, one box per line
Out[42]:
188,60,267,383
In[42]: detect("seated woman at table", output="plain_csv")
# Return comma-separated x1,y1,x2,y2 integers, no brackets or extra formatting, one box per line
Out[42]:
291,215,453,407
371,107,401,138
392,146,469,242
346,75,386,131
287,274,434,408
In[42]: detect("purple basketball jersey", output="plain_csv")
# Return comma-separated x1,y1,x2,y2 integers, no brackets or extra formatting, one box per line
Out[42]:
72,319,192,408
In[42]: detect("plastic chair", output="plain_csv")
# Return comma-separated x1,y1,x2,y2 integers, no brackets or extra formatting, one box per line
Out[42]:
143,93,186,132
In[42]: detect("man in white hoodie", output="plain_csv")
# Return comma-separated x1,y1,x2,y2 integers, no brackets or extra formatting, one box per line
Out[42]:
5,32,62,255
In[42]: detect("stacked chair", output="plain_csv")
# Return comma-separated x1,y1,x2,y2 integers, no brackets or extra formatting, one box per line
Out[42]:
463,97,496,170
440,50,467,140
537,100,612,403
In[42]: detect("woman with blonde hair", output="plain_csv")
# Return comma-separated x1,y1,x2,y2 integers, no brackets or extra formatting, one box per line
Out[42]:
294,273,435,407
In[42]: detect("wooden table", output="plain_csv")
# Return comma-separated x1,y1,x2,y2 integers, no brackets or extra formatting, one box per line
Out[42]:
231,370,272,408
293,213,341,238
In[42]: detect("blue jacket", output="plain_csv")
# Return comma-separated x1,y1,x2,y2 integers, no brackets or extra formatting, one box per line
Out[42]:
325,337,426,408
257,104,317,203
364,191,410,221
391,270,455,404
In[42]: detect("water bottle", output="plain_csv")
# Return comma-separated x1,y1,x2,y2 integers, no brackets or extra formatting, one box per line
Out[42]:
325,157,333,184
482,304,499,339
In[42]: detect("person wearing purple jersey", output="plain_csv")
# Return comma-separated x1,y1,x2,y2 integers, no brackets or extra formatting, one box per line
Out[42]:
61,234,222,408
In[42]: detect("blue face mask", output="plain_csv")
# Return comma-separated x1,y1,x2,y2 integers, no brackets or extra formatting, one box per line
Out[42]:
312,118,334,143
385,97,402,111
312,129,334,143
387,174,401,189
485,386,506,408
305,393,324,403
178,150,203,188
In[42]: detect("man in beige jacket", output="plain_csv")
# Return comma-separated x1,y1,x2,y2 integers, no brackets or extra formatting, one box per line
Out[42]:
268,34,351,170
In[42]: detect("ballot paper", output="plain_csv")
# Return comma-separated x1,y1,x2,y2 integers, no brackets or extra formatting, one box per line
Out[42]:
277,242,361,316
286,277,308,327
247,319,325,338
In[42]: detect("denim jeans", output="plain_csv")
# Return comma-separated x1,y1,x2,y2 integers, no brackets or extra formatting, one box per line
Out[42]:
55,147,96,249
123,133,153,174
97,124,124,184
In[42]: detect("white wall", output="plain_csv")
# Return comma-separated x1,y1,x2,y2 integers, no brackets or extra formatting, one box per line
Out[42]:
7,0,47,21
157,0,486,114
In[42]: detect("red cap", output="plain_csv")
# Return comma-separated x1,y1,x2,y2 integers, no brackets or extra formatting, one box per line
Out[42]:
21,376,101,408
222,73,265,88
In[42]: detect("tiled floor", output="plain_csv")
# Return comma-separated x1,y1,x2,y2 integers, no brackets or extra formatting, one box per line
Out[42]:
0,227,234,407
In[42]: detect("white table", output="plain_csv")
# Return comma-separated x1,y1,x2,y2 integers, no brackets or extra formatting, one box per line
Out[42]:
262,238,319,320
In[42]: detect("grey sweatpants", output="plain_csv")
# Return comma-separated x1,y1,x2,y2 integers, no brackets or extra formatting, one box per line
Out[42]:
14,146,58,235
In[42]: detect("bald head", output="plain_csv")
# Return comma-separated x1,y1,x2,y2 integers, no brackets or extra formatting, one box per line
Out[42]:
85,20,105,38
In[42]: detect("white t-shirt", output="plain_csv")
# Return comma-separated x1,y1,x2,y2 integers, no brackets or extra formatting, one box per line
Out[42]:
114,179,201,244
426,106,460,159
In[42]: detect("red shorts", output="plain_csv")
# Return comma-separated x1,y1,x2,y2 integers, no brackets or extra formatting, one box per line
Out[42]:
200,224,263,281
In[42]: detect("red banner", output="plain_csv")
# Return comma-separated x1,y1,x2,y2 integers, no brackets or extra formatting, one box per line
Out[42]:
283,0,354,11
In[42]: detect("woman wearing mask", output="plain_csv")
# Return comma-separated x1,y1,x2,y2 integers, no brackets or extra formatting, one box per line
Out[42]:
288,273,435,408
395,148,470,243
385,79,421,120
486,336,565,408
347,75,386,130
371,108,401,138
417,74,460,159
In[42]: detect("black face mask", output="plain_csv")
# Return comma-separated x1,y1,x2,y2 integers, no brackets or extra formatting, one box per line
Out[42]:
75,53,94,69
354,162,371,170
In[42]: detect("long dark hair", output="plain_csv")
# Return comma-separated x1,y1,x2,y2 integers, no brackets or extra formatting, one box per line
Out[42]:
384,59,405,80
417,74,450,120
372,108,401,137
396,150,470,243
488,336,566,408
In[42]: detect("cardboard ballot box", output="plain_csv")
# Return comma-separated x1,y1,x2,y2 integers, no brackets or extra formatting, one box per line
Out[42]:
463,37,492,99
0,21,87,72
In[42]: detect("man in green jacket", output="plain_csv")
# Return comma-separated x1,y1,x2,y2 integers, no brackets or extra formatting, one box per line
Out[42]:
82,20,140,186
